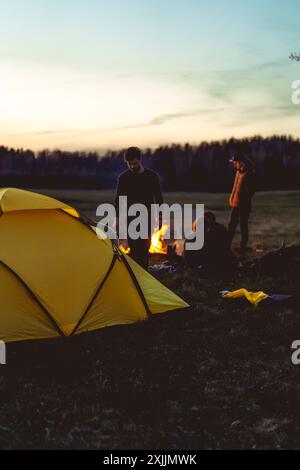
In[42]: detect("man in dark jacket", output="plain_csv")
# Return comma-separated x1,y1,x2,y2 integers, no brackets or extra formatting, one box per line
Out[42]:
227,155,255,254
115,146,163,269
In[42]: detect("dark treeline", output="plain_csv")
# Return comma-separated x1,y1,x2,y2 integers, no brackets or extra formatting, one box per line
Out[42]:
1,135,300,191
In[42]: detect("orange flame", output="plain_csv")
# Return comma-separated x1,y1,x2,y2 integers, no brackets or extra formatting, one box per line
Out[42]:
119,225,169,255
149,224,168,254
119,244,130,254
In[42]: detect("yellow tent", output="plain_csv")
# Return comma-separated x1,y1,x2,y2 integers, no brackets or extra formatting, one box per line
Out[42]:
0,188,189,343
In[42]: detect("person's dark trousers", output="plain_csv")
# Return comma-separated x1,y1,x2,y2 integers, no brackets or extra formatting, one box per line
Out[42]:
227,205,251,251
128,237,151,270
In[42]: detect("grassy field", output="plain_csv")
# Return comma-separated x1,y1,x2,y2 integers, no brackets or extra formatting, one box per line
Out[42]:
39,189,300,250
1,190,300,449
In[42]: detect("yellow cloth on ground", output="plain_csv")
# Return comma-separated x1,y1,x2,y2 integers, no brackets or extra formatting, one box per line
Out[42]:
223,288,269,306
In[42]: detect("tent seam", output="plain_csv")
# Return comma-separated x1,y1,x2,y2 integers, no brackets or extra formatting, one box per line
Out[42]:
0,188,10,214
59,209,100,237
71,254,118,335
118,251,152,319
0,260,64,337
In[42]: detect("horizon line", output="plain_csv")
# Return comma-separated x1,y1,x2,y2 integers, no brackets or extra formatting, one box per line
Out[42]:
0,133,299,156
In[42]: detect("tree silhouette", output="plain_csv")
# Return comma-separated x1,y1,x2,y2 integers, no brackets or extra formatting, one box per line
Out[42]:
0,135,299,191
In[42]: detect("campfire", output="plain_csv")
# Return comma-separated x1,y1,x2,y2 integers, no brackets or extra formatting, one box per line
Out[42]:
119,225,169,255
149,224,168,254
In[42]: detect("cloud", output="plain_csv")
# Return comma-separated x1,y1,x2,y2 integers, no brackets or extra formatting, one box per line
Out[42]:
0,105,228,143
115,111,199,130
0,112,194,138
108,107,227,132
1,129,82,137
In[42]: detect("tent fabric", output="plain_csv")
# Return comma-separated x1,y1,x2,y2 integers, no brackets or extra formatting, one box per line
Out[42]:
0,187,79,218
0,188,189,343
126,256,188,314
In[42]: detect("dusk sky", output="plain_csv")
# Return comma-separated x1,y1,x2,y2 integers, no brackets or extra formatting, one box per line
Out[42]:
0,0,299,151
